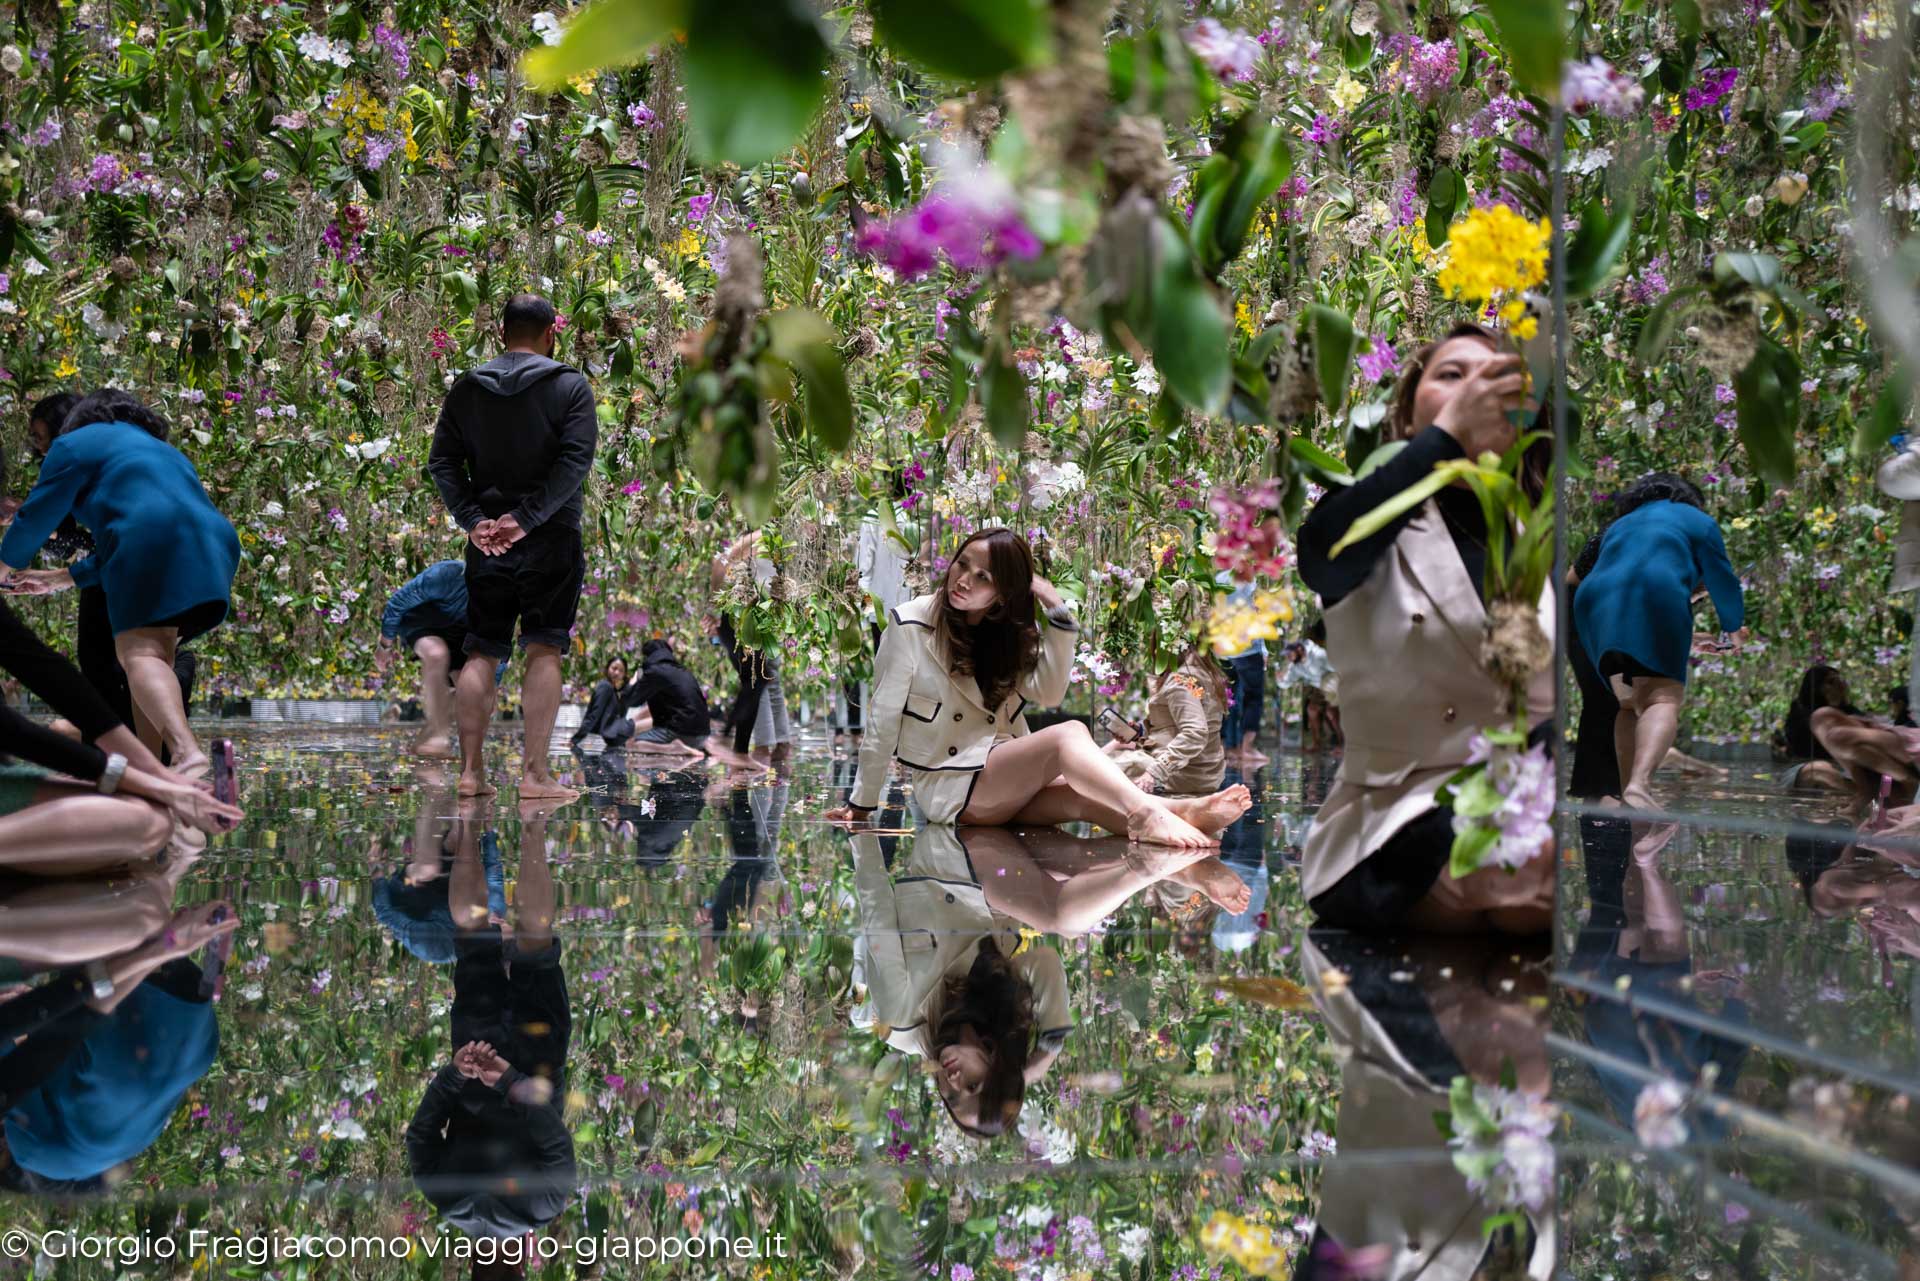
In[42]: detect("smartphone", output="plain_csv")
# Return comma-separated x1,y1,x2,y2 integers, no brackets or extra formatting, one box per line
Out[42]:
1097,707,1139,743
198,904,234,1001
211,739,237,825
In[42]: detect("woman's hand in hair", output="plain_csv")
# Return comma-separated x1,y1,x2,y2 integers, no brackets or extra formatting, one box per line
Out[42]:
1432,352,1530,459
1029,573,1062,610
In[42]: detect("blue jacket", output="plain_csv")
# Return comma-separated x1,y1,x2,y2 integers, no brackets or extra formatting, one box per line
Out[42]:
381,560,469,640
1575,500,1744,684
0,421,240,635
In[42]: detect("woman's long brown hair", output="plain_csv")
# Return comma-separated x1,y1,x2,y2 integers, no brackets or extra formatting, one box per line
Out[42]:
928,527,1043,709
932,936,1035,1138
1388,322,1552,503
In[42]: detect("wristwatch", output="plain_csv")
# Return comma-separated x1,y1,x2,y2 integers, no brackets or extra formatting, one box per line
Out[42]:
84,960,113,1001
97,752,128,795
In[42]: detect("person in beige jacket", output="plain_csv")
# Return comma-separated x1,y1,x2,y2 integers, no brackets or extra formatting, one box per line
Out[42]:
827,527,1251,846
1107,646,1230,797
1294,325,1556,934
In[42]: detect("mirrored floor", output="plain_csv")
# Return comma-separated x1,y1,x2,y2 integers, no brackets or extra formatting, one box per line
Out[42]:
0,725,1914,1278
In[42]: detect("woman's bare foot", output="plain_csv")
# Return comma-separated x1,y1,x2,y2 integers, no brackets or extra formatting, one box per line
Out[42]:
414,735,456,760
519,776,579,801
457,771,497,797
1621,783,1659,814
1181,856,1252,913
1128,802,1215,849
1166,785,1252,834
172,751,210,780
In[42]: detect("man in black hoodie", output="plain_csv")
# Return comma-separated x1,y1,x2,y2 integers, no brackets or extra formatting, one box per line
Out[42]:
621,638,713,759
429,294,597,800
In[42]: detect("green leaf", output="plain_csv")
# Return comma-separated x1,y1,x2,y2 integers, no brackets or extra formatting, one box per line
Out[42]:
980,341,1030,450
869,0,1050,81
1713,251,1782,291
1287,435,1353,484
1562,194,1635,299
574,170,600,228
522,0,687,88
766,308,854,451
1353,440,1406,480
683,0,829,166
1733,340,1799,488
1307,303,1358,416
1328,461,1469,556
1634,285,1702,365
1853,370,1911,459
1449,823,1501,880
1148,219,1231,414
1484,0,1565,99
1211,119,1292,271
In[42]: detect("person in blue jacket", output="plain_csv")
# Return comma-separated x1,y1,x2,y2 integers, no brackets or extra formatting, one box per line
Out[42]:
377,559,473,760
1574,473,1747,814
0,390,239,777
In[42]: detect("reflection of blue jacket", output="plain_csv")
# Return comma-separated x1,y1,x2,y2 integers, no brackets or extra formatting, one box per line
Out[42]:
381,560,468,641
0,421,239,634
372,830,508,963
4,981,217,1180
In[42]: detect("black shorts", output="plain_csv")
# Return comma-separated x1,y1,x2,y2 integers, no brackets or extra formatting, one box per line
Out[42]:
1307,806,1455,930
148,599,228,646
450,933,570,1074
400,627,470,668
464,524,585,659
1598,650,1668,686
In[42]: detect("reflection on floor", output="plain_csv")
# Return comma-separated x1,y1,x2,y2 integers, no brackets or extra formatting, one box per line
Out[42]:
0,725,1912,1278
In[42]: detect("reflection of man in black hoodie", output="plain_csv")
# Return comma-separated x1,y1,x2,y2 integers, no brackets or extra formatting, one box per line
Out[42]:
407,800,574,1246
428,293,597,801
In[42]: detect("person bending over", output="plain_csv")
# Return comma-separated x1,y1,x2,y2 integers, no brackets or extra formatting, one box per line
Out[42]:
378,559,480,760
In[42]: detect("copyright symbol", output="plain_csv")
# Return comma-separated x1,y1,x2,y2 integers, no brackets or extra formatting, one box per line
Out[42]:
0,1229,28,1259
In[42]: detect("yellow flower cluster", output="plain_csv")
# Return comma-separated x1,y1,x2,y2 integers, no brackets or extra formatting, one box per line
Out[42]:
1436,203,1550,340
673,226,703,259
323,81,388,146
1198,1212,1288,1278
1234,298,1256,339
1208,586,1296,655
1807,505,1838,533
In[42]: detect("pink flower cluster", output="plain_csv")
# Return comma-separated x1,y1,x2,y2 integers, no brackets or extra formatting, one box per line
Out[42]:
855,183,1040,279
1684,66,1739,112
1459,732,1554,869
1184,18,1261,82
1560,56,1644,118
1383,34,1459,104
1209,480,1294,583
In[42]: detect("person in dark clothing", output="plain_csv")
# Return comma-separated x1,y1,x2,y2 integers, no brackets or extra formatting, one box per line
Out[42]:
1892,686,1916,729
569,655,633,750
622,639,712,759
378,560,476,760
1568,531,1624,801
408,800,574,1245
428,293,598,801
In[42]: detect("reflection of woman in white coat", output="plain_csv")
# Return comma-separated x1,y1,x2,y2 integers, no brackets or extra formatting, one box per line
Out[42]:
826,527,1249,847
849,824,1242,1136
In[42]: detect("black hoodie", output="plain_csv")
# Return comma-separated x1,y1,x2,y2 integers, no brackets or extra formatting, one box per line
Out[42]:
428,351,597,533
620,646,711,736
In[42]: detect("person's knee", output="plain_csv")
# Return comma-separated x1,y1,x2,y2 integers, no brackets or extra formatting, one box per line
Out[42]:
415,635,450,665
134,799,172,852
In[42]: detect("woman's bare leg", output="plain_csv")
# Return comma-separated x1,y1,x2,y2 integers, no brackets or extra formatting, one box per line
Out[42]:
1017,778,1252,836
962,827,1214,935
1621,678,1684,810
0,784,171,875
960,723,1212,847
412,635,456,758
117,626,199,770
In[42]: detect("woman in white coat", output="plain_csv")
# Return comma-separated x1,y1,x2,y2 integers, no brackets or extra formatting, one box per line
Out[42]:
1294,326,1555,934
826,527,1251,847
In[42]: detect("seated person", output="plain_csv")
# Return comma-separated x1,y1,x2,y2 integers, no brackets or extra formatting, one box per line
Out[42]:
1103,644,1229,797
619,639,712,759
569,655,633,751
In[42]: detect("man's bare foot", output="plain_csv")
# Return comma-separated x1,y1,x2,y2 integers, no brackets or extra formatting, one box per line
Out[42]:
518,776,579,801
457,772,497,797
414,735,456,759
1166,785,1253,834
1128,803,1215,849
1181,856,1252,913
